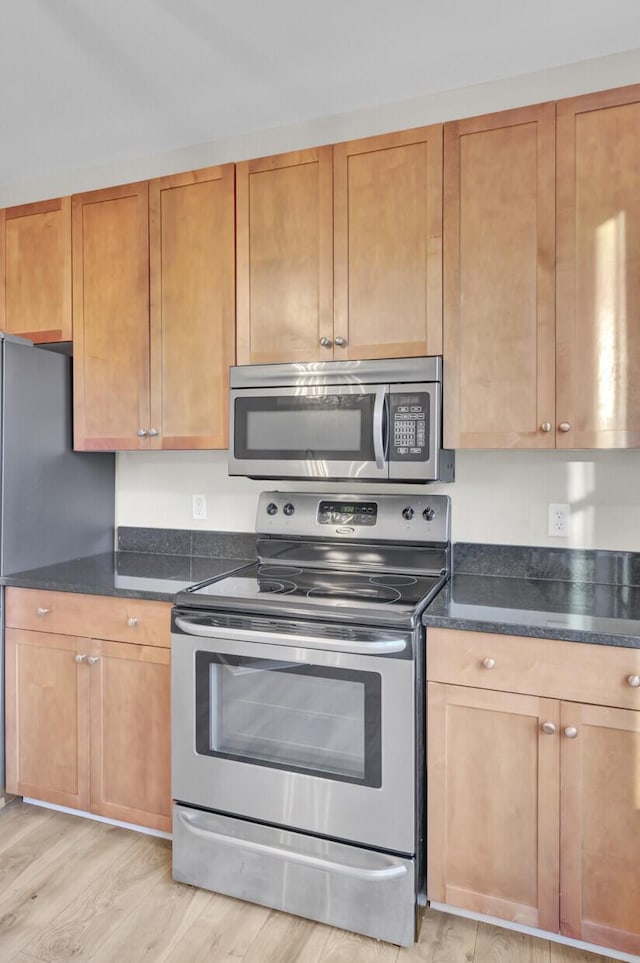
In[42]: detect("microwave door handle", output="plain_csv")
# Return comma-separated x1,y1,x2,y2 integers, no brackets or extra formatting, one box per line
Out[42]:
373,388,387,469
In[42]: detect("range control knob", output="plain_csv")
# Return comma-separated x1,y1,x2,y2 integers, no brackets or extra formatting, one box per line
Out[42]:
266,502,278,516
423,506,436,522
401,507,414,520
283,502,295,517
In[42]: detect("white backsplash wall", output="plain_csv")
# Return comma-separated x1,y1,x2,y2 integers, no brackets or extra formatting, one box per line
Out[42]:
115,449,640,552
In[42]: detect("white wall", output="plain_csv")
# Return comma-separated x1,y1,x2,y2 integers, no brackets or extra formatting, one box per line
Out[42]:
116,448,640,551
12,48,640,552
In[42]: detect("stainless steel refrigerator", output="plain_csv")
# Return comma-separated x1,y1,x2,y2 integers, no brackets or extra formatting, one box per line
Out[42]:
0,334,115,801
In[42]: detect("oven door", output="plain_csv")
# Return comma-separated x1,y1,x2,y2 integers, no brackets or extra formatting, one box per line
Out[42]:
172,612,416,855
228,384,389,480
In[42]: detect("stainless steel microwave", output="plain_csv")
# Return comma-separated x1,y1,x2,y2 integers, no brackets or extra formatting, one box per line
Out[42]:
228,357,454,483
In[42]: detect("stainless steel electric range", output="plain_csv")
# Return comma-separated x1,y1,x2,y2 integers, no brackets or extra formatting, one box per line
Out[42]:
171,490,451,946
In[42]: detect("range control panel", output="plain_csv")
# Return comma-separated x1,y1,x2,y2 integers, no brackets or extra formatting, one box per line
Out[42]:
390,391,429,461
256,491,451,544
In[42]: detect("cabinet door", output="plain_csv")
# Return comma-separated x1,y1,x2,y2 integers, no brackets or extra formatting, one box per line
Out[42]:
149,165,235,448
89,639,171,833
560,701,640,955
427,682,559,931
4,628,89,809
334,126,443,360
556,84,640,448
443,104,555,448
0,198,72,342
236,147,333,364
72,182,150,450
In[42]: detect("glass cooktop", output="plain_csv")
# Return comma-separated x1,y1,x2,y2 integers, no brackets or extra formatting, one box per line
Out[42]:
176,562,448,626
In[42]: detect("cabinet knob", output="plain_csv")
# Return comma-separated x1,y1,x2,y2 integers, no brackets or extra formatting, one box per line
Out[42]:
319,337,332,348
137,428,149,437
482,657,496,670
627,675,640,688
127,617,139,628
87,655,100,666
564,725,578,739
148,428,159,437
540,422,552,432
558,422,571,432
541,721,556,735
36,607,50,617
334,336,347,347
74,653,87,664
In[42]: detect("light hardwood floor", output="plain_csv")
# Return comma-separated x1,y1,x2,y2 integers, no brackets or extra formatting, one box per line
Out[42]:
0,801,616,963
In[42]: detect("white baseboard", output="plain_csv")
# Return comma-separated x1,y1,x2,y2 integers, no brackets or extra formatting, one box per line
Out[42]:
21,797,172,840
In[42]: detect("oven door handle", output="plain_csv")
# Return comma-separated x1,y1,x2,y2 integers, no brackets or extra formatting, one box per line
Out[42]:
174,616,407,654
177,809,407,881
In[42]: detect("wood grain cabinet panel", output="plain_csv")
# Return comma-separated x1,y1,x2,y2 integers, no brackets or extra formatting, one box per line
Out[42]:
4,588,171,833
72,182,151,450
0,197,72,343
149,166,235,448
236,127,443,365
556,83,640,449
73,167,235,451
236,147,334,365
427,682,560,930
443,103,556,448
334,126,443,360
426,627,640,957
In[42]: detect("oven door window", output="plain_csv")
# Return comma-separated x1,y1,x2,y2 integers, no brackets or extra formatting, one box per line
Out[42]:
195,652,382,787
233,391,377,461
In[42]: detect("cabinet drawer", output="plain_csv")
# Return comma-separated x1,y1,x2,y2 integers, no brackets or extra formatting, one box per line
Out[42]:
426,627,640,709
5,588,171,647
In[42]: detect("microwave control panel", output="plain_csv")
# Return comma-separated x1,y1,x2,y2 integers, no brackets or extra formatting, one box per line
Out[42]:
390,392,429,460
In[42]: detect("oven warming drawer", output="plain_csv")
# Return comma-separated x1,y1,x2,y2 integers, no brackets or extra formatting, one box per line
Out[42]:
173,804,416,946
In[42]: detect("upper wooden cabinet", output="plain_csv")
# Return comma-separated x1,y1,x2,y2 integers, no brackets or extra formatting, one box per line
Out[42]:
443,103,556,449
236,147,333,365
0,197,72,343
556,84,640,449
72,166,235,451
236,126,443,365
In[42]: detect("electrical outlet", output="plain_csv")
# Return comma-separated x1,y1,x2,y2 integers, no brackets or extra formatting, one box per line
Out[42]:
192,494,207,520
548,503,570,537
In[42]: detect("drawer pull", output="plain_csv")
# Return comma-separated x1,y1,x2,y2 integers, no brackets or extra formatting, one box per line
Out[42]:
87,655,100,665
74,653,87,664
627,675,640,688
482,657,496,670
541,721,556,735
127,617,139,628
36,607,50,617
564,726,578,739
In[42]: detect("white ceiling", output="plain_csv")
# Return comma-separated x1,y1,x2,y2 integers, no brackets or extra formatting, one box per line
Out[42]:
1,0,640,191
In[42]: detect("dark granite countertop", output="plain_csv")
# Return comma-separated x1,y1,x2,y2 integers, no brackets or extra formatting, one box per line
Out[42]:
0,550,254,603
423,573,640,649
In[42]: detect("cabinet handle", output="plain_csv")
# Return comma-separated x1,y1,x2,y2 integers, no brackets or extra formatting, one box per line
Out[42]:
319,337,332,348
148,428,159,437
36,607,49,617
74,653,87,664
564,726,578,739
137,428,149,437
87,655,100,665
627,675,640,687
558,422,571,432
127,617,139,628
482,657,496,670
541,721,556,735
334,336,347,347
540,422,552,432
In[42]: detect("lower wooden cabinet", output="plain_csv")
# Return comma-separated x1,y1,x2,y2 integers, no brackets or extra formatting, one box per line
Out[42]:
5,589,171,833
427,628,640,957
